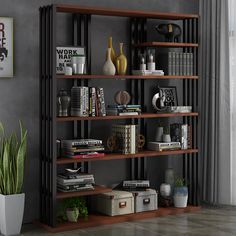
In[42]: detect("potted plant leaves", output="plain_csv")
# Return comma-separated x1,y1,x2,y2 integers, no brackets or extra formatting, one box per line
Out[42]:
58,197,88,223
0,122,27,236
173,177,188,208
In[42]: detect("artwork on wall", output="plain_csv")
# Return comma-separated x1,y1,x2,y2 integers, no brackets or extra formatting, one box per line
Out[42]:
0,17,13,78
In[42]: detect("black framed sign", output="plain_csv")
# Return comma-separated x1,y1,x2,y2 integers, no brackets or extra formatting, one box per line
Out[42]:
0,17,13,78
159,86,178,107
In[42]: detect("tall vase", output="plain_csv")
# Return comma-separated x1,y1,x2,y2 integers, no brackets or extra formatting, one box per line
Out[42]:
107,36,116,64
103,48,116,75
116,43,127,75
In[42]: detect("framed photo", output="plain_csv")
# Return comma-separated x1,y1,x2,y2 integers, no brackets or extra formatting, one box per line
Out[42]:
0,17,13,78
159,86,178,107
56,46,85,74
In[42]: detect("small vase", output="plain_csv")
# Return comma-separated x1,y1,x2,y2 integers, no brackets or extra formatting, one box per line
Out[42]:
162,134,171,142
160,183,171,197
107,36,116,64
155,127,164,142
103,48,116,75
116,43,127,75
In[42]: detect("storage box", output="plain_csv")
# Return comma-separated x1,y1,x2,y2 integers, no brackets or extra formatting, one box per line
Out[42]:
93,190,134,216
131,189,158,213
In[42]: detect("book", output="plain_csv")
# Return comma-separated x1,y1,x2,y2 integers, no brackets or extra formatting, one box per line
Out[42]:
61,139,103,147
119,112,139,116
58,184,94,192
183,53,187,76
175,52,180,76
147,142,181,151
68,152,105,159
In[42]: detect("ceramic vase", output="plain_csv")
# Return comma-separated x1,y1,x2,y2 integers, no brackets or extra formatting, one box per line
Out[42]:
107,36,116,64
173,187,188,208
162,134,171,142
66,208,79,222
116,43,127,75
103,48,116,75
160,183,171,197
155,127,164,142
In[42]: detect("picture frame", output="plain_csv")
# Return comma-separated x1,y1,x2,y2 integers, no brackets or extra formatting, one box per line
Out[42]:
0,17,13,78
56,46,85,74
159,86,178,107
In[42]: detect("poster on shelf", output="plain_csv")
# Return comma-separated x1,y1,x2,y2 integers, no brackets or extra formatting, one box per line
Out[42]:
56,46,85,74
0,17,13,78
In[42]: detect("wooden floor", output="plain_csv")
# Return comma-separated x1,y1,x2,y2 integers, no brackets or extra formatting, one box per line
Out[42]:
37,206,201,233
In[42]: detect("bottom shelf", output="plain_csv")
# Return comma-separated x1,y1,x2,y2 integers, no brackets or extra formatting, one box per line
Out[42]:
37,206,201,233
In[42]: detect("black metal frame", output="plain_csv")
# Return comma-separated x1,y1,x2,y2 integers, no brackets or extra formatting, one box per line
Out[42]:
39,5,199,227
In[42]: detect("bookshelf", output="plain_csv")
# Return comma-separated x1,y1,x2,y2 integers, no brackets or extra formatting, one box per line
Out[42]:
39,4,199,231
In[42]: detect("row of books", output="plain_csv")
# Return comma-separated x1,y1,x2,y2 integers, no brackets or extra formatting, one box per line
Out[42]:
158,52,194,76
71,86,106,117
106,104,142,116
112,124,139,154
57,172,95,192
61,139,105,159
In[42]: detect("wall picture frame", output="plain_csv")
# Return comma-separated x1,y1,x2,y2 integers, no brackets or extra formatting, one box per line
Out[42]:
0,17,13,78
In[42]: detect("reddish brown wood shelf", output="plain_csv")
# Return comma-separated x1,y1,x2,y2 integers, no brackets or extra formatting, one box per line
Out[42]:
55,4,199,20
37,206,201,233
57,74,199,80
135,42,198,48
57,112,199,122
57,149,198,165
57,185,112,199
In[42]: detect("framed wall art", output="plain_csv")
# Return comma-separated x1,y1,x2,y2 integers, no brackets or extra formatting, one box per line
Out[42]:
159,86,178,107
0,17,13,78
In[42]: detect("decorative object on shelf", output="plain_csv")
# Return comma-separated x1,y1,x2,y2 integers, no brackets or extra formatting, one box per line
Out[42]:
139,54,146,70
152,86,178,112
155,23,181,42
173,177,188,208
107,36,116,64
155,126,164,142
64,64,73,75
103,48,116,75
162,126,171,142
148,142,181,151
160,183,171,197
169,106,192,113
106,104,141,116
107,135,118,151
57,197,88,222
165,168,175,194
114,90,131,105
0,122,27,236
57,89,71,117
115,42,127,75
56,46,85,74
0,17,13,78
147,50,156,71
132,69,164,76
137,134,145,150
71,55,86,74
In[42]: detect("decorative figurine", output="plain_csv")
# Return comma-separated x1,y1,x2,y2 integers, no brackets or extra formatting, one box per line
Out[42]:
114,90,131,105
155,23,181,42
116,43,127,75
57,89,70,117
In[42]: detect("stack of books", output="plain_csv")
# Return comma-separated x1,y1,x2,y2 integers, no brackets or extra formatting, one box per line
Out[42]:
61,139,105,158
158,52,194,76
112,124,139,154
107,105,141,116
71,86,106,117
57,172,95,192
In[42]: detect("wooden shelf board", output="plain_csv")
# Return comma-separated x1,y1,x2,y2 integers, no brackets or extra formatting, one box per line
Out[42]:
57,112,199,122
57,149,198,165
57,185,112,199
36,206,201,233
135,42,198,48
57,74,199,80
55,4,199,20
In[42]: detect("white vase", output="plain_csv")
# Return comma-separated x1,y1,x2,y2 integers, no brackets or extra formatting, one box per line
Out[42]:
160,183,171,197
0,193,25,236
162,134,171,142
155,127,163,142
103,48,116,75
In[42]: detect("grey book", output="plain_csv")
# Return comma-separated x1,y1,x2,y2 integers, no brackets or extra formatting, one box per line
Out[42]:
175,52,180,76
179,53,183,75
172,52,176,76
183,53,187,76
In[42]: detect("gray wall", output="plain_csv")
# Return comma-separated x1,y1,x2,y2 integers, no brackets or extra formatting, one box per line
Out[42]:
0,0,198,223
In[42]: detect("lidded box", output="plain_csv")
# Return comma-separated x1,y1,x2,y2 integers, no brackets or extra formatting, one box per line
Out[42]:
93,190,134,216
131,189,158,213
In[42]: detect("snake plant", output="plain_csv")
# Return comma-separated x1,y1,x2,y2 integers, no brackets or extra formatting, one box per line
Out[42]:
0,122,27,195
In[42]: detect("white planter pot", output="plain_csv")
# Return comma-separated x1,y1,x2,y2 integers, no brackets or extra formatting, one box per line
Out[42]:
66,208,79,223
0,193,25,236
173,195,188,208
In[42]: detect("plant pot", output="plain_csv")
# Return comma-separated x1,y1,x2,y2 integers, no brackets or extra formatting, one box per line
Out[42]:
0,193,25,236
173,187,188,208
66,208,79,223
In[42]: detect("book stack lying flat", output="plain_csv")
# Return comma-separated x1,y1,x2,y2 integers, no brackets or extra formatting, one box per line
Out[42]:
71,86,106,117
112,124,139,154
57,173,95,192
61,139,105,159
147,142,181,151
107,105,141,116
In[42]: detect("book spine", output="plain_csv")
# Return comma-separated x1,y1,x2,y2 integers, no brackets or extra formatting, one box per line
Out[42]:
179,52,183,75
183,53,187,76
181,124,188,149
175,52,180,76
99,87,106,116
172,52,176,76
89,87,92,116
186,53,190,76
187,125,192,149
168,52,172,75
91,87,96,117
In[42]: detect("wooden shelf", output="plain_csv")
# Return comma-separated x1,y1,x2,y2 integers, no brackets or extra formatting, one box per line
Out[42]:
55,4,199,20
135,42,198,48
57,149,198,165
57,74,198,80
57,112,199,122
57,185,112,199
37,206,201,233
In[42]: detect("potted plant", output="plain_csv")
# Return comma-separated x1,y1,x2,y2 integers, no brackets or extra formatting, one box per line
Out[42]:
58,197,88,223
0,122,27,236
173,177,188,208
